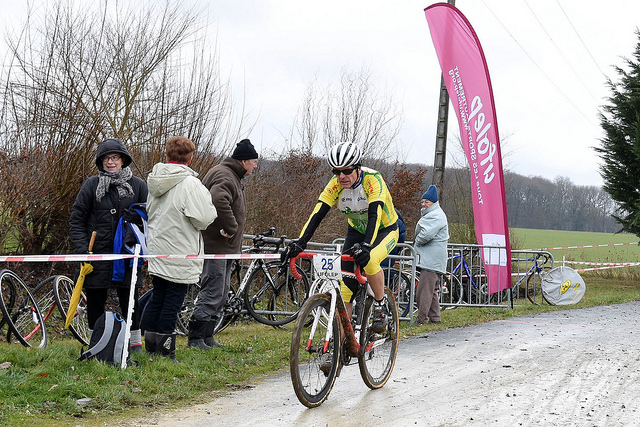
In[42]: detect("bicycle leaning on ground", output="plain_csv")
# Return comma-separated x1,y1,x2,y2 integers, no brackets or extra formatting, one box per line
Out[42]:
288,249,400,408
0,269,47,348
29,274,90,345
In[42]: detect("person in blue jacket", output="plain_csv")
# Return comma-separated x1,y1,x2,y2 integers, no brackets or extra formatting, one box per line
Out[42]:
413,185,449,324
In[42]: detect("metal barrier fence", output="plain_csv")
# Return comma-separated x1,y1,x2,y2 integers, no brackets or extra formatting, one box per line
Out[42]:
243,235,555,322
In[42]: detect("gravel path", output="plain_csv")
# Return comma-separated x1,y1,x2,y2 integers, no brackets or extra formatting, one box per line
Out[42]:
131,302,640,426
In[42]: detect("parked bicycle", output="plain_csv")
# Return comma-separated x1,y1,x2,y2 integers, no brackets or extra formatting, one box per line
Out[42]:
26,274,90,345
386,264,464,317
164,228,310,335
519,252,553,305
0,269,47,348
446,248,487,304
288,250,399,408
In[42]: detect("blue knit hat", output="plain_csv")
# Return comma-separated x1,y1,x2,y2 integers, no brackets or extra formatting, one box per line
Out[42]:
422,185,438,202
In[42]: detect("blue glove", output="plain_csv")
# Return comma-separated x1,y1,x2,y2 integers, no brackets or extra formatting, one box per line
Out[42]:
353,242,372,268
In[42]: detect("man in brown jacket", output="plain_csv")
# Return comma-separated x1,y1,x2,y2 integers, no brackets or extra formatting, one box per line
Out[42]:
187,139,259,349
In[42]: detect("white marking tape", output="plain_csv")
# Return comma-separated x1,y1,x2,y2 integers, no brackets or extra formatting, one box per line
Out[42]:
562,260,640,267
559,259,640,273
0,253,282,263
524,241,638,251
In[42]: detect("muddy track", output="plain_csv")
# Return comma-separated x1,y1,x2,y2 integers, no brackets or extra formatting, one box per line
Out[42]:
129,302,640,426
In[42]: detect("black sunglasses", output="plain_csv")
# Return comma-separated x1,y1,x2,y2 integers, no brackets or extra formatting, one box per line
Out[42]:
332,167,357,176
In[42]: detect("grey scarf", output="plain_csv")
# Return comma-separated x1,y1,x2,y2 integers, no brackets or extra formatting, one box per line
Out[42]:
96,167,135,202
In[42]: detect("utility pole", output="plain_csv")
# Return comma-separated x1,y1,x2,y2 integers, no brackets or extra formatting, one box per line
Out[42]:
432,0,456,202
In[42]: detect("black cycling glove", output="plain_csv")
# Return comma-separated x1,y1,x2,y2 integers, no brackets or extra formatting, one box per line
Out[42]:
281,240,306,263
353,242,372,268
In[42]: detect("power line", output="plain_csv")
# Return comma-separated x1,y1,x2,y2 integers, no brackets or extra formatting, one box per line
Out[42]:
479,0,594,124
555,0,607,77
522,0,599,103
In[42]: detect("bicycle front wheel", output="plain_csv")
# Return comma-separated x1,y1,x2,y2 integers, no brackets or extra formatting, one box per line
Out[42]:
245,261,309,326
23,276,59,341
290,293,341,408
53,275,90,346
0,269,47,348
358,287,399,389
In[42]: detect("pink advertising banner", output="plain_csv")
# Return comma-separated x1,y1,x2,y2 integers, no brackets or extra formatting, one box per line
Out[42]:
425,3,511,293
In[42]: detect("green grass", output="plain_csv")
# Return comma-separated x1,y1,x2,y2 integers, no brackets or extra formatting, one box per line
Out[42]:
512,227,640,263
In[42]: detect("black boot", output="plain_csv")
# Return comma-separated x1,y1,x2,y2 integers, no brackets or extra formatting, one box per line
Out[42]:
144,331,159,354
157,333,179,363
187,320,211,350
204,319,224,348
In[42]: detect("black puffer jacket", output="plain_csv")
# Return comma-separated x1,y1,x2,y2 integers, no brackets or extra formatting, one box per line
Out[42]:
69,139,148,288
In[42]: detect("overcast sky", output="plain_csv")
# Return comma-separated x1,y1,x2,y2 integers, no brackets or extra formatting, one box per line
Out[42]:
4,1,640,187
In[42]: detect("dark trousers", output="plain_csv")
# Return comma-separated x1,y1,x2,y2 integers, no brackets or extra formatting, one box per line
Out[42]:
142,276,188,334
416,269,441,323
85,286,140,330
192,259,233,322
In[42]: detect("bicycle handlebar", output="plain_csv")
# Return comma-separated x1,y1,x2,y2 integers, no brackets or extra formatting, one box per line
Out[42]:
252,228,286,252
288,252,366,284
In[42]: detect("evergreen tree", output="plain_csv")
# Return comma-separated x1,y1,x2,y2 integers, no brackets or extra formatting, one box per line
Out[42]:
596,30,640,235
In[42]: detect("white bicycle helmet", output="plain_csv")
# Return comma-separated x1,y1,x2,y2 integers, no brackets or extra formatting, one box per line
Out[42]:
327,142,362,169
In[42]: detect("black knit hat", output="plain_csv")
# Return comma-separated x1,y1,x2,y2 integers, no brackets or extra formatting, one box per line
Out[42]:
95,138,133,171
231,139,258,160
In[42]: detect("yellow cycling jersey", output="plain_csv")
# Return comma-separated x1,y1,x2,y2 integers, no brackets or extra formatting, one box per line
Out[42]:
318,167,398,235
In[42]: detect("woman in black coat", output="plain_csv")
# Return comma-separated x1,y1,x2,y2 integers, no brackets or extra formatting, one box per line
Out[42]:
69,138,148,351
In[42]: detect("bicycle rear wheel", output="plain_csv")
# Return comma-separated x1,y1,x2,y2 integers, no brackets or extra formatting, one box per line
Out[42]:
441,272,464,308
53,275,90,345
526,269,549,305
175,282,200,335
0,269,47,348
358,287,398,389
290,293,341,408
245,261,309,326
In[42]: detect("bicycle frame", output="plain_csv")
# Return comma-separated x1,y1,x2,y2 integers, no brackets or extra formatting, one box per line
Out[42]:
290,253,370,357
448,253,479,290
218,230,286,317
217,229,309,327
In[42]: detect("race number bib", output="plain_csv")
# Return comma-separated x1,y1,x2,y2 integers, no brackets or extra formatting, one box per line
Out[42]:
313,254,342,280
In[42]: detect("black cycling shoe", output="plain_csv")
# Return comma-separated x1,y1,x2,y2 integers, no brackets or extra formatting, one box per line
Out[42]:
371,299,389,334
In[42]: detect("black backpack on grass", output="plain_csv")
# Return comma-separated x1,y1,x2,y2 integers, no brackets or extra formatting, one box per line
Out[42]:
79,311,128,366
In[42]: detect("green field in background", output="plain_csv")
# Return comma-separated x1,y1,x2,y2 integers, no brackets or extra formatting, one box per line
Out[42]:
511,228,640,264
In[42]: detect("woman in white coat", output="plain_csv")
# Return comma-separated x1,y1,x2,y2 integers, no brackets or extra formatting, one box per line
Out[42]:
143,136,217,362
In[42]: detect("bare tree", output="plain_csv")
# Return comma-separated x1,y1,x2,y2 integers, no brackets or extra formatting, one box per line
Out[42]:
290,66,402,164
0,0,245,254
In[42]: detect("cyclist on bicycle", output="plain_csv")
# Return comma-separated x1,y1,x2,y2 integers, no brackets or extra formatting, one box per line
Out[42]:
282,142,399,333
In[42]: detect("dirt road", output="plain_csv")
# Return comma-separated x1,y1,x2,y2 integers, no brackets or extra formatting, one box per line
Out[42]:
132,302,640,426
